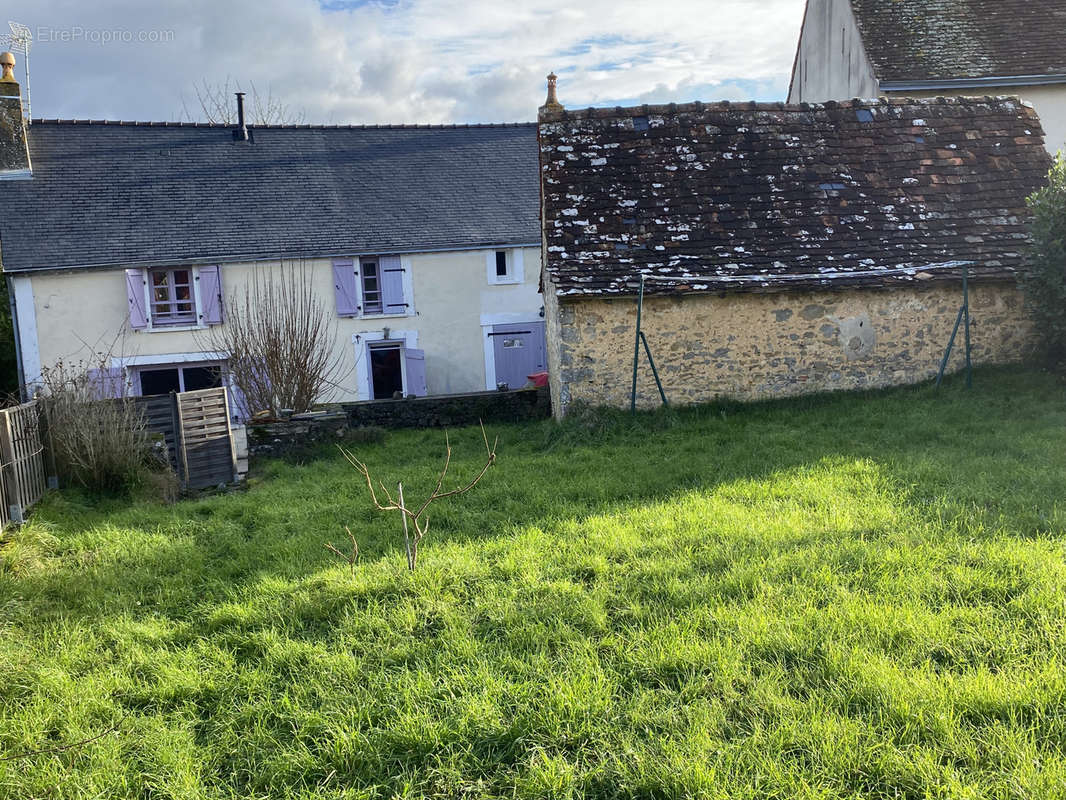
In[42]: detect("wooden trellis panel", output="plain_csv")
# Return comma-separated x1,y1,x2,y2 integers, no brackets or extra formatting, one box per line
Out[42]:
175,387,236,490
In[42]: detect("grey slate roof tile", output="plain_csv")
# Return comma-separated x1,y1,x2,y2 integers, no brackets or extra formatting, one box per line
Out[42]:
0,121,540,272
538,97,1051,297
849,0,1066,82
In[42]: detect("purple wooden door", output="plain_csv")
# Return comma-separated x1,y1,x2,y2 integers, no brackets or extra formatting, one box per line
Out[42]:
491,322,546,390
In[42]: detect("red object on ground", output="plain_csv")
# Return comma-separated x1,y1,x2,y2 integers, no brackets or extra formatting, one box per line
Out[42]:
527,371,549,388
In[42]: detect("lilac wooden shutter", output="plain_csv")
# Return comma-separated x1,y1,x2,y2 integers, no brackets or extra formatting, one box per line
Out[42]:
125,269,147,329
199,266,223,325
332,259,358,317
87,367,125,399
380,256,407,315
226,371,250,422
403,348,427,397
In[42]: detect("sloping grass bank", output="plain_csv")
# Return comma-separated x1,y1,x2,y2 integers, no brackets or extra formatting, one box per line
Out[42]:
1,368,1065,798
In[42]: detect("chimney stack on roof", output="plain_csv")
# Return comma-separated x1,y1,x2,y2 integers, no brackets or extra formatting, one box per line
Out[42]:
233,91,250,141
0,51,31,179
539,72,564,119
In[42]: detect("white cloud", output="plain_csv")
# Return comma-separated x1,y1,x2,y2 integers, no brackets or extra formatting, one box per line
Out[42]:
5,0,806,123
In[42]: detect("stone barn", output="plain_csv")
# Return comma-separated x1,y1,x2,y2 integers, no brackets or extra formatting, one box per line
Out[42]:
537,94,1051,416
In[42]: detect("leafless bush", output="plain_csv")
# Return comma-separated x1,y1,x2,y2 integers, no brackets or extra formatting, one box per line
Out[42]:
200,260,345,418
36,357,162,494
182,77,307,125
339,423,498,570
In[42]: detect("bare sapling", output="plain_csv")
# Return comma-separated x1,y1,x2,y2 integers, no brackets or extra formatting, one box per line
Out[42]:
340,422,498,570
324,526,359,576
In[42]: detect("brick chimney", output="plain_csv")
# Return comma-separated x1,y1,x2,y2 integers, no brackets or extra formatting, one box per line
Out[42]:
0,52,31,178
538,72,564,120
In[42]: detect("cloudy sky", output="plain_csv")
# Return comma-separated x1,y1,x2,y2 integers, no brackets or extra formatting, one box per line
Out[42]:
3,0,807,124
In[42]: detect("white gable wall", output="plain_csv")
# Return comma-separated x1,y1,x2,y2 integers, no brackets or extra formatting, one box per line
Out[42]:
788,0,878,103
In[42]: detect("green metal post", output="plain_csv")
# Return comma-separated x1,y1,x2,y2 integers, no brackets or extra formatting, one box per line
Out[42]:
639,331,669,406
630,275,644,414
936,305,966,388
962,263,972,389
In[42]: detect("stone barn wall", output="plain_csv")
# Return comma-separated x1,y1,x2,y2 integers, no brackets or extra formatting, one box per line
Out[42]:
547,281,1034,415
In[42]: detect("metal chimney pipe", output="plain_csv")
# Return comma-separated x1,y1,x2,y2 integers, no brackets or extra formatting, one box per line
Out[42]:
234,91,248,141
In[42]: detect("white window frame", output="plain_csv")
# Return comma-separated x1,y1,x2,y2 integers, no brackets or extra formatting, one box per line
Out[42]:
135,361,226,395
352,329,418,401
110,351,230,396
139,266,208,332
356,255,415,320
486,248,524,286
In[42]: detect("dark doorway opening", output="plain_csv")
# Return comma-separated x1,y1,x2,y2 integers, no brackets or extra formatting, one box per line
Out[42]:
370,345,403,399
139,368,181,396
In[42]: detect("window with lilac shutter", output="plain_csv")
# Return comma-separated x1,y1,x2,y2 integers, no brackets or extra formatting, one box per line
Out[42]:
360,259,383,315
149,268,195,325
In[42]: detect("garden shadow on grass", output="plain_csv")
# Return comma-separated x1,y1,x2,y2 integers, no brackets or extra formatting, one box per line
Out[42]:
9,366,1065,628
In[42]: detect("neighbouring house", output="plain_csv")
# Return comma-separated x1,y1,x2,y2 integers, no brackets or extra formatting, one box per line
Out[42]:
537,89,1051,417
0,57,547,416
787,0,1066,153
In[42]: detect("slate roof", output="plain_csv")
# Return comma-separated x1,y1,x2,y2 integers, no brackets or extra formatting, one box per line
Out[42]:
849,0,1066,83
0,121,540,272
538,97,1050,297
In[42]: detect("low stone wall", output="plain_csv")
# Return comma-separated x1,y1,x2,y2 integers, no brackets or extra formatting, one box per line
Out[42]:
246,388,550,457
343,386,550,429
246,412,350,457
548,282,1036,416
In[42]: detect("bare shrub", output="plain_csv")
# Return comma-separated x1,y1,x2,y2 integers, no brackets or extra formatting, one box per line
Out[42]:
200,260,344,418
182,77,307,125
36,357,163,494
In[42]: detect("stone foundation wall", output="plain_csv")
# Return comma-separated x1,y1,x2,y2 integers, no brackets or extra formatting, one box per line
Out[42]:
548,282,1035,416
247,388,551,458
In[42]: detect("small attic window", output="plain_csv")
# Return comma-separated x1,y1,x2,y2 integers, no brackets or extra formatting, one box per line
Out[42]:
633,116,650,132
819,182,846,191
855,109,874,123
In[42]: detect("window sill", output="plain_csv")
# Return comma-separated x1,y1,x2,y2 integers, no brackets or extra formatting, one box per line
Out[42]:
489,278,522,286
341,311,412,321
143,323,208,333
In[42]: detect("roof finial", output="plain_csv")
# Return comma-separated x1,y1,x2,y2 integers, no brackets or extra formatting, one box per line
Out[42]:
0,52,15,83
539,72,563,118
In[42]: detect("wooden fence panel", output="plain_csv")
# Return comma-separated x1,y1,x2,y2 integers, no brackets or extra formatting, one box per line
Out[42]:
0,400,47,524
129,394,183,480
175,387,236,490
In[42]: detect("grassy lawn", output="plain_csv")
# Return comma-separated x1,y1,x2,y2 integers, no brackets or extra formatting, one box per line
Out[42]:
2,368,1066,799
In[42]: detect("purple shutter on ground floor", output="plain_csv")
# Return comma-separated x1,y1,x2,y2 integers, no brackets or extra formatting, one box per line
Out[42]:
403,348,427,396
199,266,224,325
332,259,358,316
125,269,147,329
380,255,407,315
87,367,126,399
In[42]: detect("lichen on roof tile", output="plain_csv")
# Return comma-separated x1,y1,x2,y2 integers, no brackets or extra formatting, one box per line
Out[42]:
538,98,1051,297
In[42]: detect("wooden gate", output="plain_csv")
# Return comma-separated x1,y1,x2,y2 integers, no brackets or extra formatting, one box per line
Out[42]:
0,400,48,525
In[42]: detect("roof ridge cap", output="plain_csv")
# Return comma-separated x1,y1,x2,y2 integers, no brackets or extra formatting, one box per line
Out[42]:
31,118,538,129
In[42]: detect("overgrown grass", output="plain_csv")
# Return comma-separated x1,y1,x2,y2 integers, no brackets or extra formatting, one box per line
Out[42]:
2,367,1065,798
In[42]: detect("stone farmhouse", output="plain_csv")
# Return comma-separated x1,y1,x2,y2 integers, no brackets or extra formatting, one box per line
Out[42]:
788,0,1066,153
0,55,547,416
538,90,1050,416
